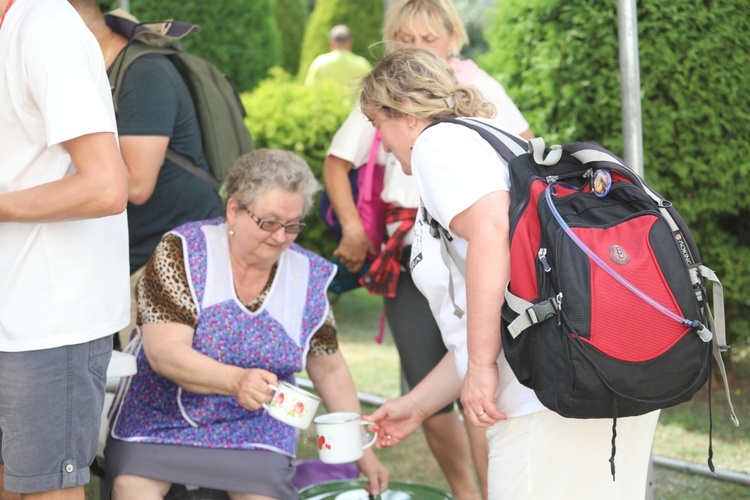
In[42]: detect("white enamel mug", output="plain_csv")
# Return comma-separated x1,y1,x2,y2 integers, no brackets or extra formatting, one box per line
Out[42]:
313,411,378,464
263,381,320,430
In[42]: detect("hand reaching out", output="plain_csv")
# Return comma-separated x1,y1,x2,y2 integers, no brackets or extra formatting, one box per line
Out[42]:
364,394,428,448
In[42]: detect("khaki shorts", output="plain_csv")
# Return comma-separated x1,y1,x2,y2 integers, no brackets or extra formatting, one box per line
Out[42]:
0,336,112,494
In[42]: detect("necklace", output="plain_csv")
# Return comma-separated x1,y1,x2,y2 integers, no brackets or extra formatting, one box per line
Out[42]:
0,0,15,31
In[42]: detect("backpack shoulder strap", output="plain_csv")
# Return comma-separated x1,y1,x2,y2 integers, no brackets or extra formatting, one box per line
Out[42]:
108,44,220,192
109,43,180,114
420,202,465,319
695,265,740,427
164,149,220,192
418,118,532,319
424,118,528,163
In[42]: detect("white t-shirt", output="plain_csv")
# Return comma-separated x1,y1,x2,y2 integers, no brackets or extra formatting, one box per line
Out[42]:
327,57,530,213
0,0,130,351
409,120,544,417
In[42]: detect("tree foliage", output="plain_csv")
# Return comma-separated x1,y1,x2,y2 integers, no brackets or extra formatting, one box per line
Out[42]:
481,0,750,340
297,0,384,80
127,0,280,92
275,0,310,75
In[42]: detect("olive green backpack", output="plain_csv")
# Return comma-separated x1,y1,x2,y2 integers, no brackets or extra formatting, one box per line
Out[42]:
106,9,253,193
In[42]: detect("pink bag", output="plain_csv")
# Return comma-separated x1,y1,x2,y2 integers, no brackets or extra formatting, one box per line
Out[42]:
319,132,387,254
354,131,387,253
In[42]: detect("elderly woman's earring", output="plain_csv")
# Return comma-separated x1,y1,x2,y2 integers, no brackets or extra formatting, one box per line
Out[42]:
229,227,235,236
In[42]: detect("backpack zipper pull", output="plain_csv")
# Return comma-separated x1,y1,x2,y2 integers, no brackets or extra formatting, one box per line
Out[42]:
555,292,563,326
538,248,552,272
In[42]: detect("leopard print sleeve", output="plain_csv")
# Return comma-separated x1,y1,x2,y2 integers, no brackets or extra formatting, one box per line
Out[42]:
136,234,198,327
308,308,339,356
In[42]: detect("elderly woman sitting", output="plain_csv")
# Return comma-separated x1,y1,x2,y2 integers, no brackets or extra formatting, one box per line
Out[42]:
104,149,388,499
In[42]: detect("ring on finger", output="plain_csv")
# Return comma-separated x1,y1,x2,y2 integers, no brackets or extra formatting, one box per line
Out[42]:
476,410,486,417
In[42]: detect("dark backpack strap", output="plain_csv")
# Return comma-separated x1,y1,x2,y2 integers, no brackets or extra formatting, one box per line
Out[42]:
420,202,464,319
107,39,221,192
164,149,220,192
418,118,529,319
425,118,528,164
108,43,179,114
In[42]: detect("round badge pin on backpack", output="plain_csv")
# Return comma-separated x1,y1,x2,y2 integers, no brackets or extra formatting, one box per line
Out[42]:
592,169,612,197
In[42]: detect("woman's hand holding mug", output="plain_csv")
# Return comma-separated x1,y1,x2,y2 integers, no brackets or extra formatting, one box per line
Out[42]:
234,368,278,411
263,381,321,430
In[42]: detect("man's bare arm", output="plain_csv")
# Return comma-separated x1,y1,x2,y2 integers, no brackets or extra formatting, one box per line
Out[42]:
0,132,127,222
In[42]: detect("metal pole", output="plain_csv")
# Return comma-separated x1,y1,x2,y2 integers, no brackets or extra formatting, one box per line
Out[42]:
617,0,644,177
652,455,750,487
119,0,129,13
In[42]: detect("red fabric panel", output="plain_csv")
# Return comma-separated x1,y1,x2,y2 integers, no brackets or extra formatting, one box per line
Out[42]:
577,215,689,361
509,181,545,300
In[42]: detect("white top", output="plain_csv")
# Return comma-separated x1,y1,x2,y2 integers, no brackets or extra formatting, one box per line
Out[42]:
326,57,530,238
409,120,544,417
178,223,327,363
0,0,130,351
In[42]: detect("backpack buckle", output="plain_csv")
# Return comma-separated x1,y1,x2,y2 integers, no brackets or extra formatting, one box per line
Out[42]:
528,296,561,324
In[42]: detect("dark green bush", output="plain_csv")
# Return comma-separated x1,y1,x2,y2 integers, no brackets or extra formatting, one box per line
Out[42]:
482,0,750,340
127,0,280,92
241,69,355,256
297,0,384,81
275,0,309,75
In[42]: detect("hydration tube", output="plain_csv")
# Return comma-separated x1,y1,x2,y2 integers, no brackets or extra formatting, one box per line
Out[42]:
544,182,712,342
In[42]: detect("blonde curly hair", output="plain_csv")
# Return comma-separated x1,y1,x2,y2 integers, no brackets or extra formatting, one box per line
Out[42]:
359,47,494,123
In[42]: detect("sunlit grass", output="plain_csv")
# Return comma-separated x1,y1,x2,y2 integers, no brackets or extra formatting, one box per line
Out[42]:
332,289,750,498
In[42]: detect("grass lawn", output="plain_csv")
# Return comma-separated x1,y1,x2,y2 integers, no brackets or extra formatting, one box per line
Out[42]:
323,288,750,498
88,288,749,498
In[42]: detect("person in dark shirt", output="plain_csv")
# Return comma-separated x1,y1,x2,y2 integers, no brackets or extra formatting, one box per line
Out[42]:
70,0,223,344
116,54,224,273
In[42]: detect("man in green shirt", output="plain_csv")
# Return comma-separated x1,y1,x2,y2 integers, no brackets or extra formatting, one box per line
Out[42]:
304,25,372,87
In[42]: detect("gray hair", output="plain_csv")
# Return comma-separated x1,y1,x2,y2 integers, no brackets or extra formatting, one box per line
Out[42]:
224,149,320,216
329,24,351,43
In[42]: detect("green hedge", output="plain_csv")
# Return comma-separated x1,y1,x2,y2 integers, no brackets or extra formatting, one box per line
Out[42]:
127,0,280,92
481,0,750,340
297,0,384,80
275,0,309,75
241,69,355,256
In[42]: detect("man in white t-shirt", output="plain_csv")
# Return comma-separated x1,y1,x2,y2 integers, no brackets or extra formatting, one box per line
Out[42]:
0,0,130,497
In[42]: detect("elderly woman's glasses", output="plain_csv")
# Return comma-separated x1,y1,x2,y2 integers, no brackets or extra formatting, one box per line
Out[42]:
245,208,305,234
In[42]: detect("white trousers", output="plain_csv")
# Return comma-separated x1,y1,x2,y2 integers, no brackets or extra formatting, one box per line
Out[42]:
487,408,660,499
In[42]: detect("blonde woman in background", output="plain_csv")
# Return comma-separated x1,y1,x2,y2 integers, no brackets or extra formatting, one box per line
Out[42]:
322,1,533,497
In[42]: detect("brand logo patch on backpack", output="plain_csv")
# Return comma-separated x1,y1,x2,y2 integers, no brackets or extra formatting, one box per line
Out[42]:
609,245,630,264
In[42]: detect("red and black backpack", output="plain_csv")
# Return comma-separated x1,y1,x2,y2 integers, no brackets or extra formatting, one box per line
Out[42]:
422,118,739,476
